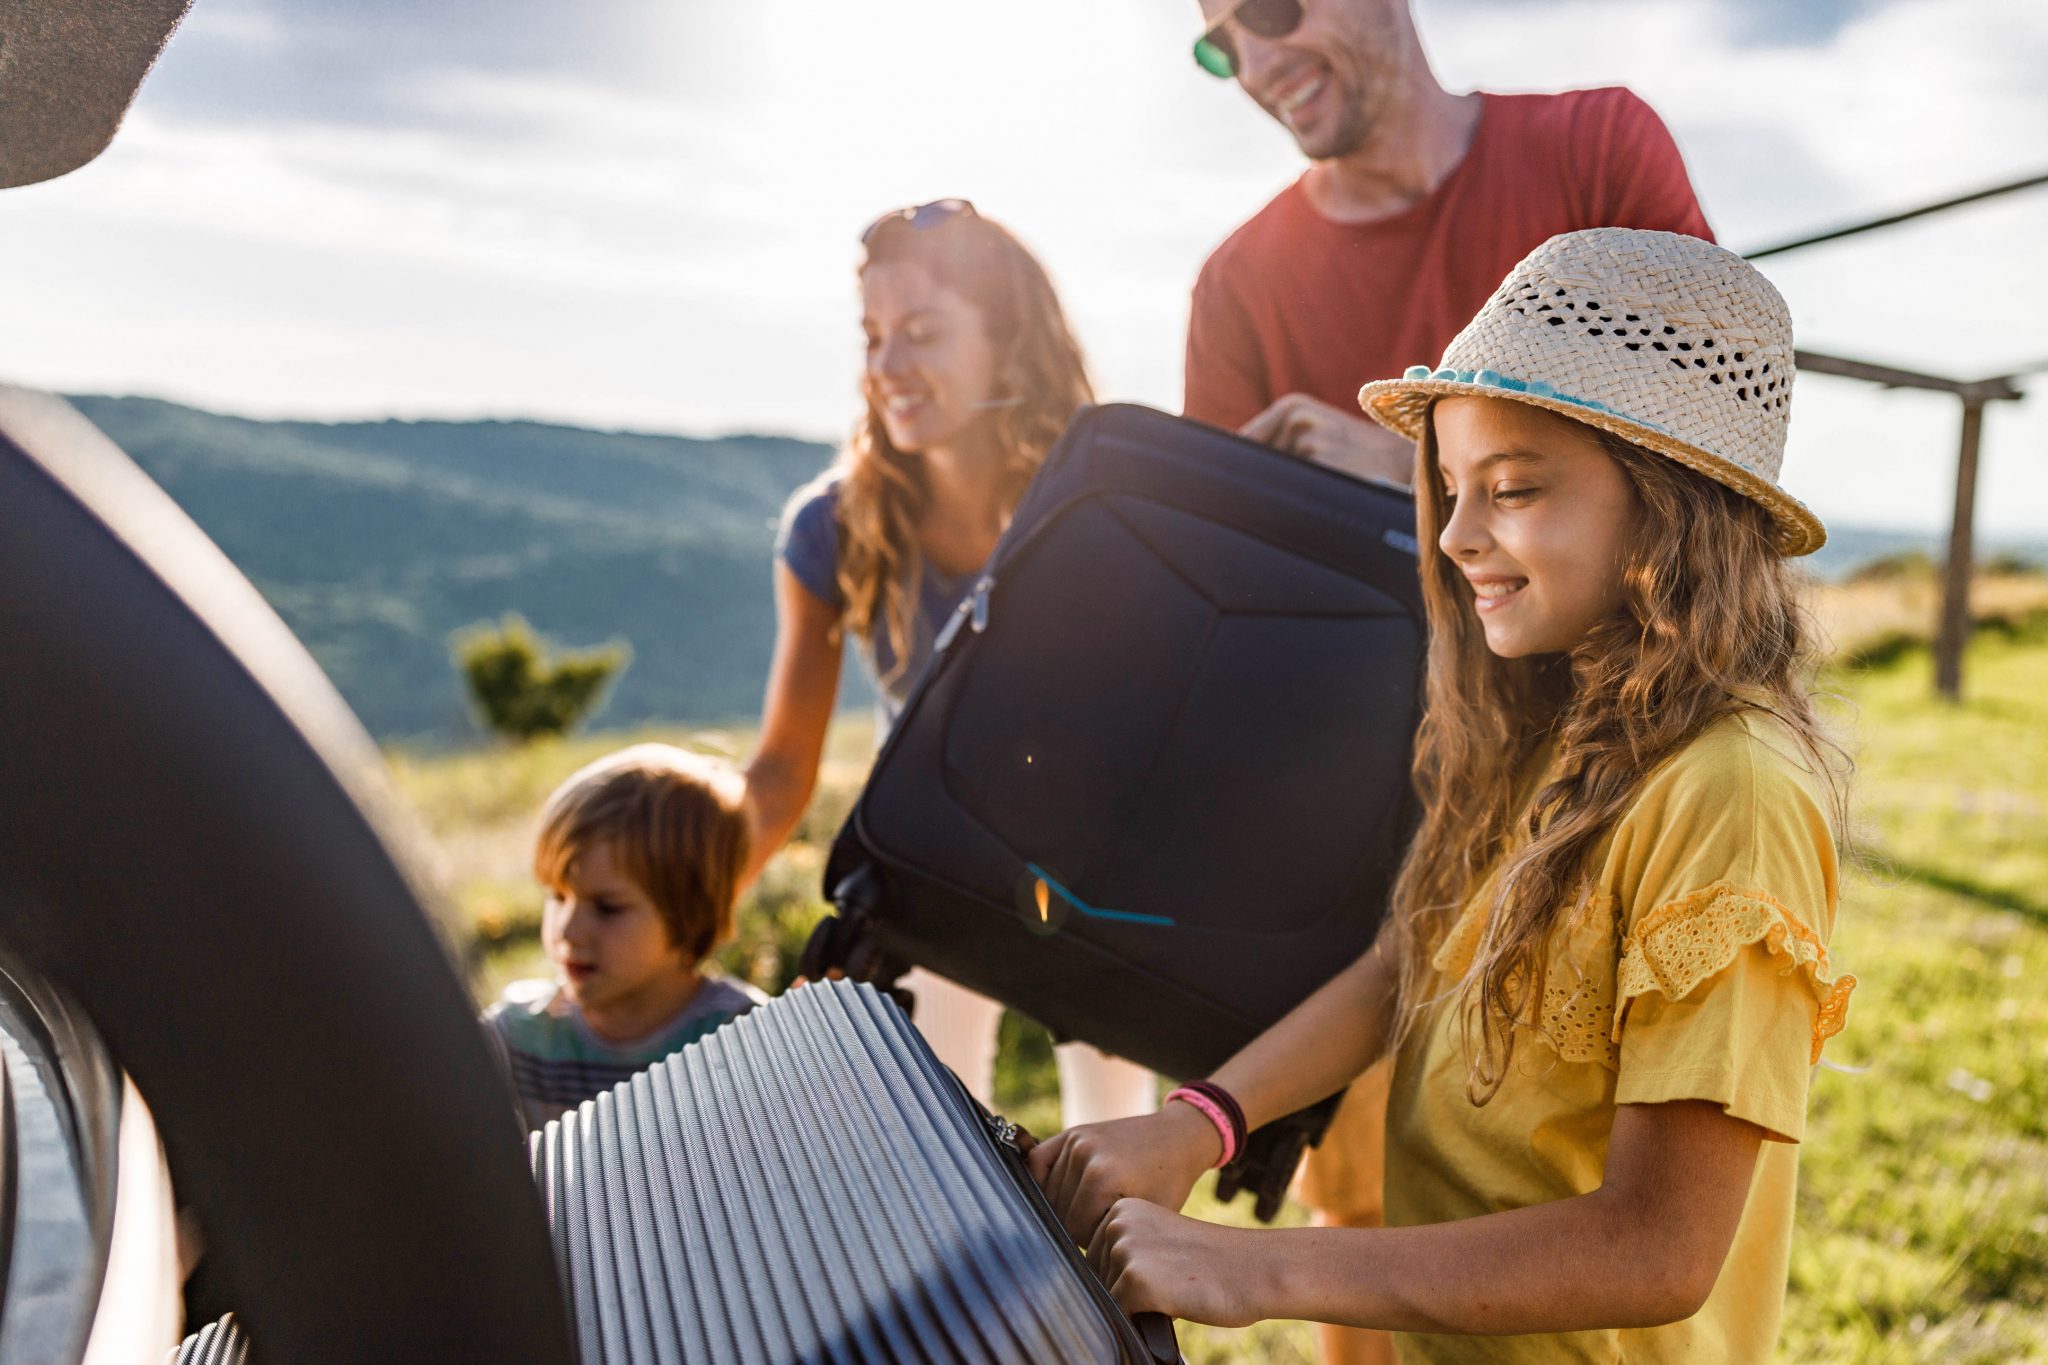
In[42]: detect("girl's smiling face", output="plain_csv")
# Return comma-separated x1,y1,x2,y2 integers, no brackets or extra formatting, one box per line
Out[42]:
1430,396,1641,658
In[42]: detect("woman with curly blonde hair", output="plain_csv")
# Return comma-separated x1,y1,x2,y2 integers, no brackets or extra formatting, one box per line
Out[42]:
742,201,1152,1125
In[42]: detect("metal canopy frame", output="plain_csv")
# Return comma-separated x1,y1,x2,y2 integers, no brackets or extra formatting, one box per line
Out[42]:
1747,172,2047,700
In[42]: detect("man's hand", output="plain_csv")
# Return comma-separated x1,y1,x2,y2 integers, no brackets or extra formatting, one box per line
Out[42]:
1028,1104,1220,1245
1088,1198,1267,1327
1240,393,1414,487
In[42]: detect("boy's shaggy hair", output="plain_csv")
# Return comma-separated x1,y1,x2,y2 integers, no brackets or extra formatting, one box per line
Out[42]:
531,744,751,961
1389,419,1849,1102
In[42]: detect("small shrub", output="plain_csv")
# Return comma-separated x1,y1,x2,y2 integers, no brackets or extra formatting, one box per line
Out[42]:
1837,604,2048,670
452,613,629,742
1842,627,1926,671
1974,605,2048,644
1981,552,2044,579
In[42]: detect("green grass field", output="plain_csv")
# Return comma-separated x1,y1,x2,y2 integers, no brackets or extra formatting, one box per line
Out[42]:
1786,628,2048,1363
393,621,2048,1363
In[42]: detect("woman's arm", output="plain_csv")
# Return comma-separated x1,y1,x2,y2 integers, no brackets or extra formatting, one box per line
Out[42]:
738,563,844,891
1090,1098,1766,1334
1030,938,1399,1242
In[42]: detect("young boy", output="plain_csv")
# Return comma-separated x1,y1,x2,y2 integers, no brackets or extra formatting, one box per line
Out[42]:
483,743,762,1130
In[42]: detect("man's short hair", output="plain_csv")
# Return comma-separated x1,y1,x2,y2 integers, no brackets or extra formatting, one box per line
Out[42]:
531,744,752,961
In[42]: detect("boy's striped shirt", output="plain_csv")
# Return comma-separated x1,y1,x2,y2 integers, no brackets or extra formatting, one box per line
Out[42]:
482,976,764,1130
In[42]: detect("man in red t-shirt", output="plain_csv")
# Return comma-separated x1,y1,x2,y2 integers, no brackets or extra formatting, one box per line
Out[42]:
1180,4,1709,1362
1185,0,1711,487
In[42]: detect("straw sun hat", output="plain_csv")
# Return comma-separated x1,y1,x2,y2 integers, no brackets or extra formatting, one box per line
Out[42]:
1359,227,1825,555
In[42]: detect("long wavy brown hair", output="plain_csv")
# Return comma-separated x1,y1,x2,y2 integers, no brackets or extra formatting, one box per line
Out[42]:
836,210,1094,674
1384,414,1848,1102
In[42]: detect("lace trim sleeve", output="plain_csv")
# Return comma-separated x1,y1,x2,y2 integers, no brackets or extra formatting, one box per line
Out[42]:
1614,880,1855,1064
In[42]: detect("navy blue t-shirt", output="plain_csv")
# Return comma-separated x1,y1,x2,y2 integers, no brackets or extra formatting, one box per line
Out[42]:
775,472,975,733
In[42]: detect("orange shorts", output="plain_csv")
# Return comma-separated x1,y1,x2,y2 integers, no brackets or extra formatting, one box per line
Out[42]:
1294,1055,1392,1224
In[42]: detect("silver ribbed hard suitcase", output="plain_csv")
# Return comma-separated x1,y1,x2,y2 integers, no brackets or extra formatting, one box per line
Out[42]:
169,1314,250,1365
529,979,1180,1365
172,979,1179,1364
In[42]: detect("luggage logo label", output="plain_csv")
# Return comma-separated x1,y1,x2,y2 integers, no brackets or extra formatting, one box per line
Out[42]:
1017,862,1177,936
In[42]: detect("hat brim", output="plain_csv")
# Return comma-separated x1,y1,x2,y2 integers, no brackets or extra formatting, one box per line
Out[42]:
1358,376,1826,558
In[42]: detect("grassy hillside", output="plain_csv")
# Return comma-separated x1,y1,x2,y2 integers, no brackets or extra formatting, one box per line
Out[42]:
389,584,2048,1363
69,394,859,742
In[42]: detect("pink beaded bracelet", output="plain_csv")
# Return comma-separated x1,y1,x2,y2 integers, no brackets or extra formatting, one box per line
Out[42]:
1165,1085,1239,1168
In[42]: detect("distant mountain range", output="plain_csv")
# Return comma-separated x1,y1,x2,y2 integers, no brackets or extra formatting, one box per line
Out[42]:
1804,525,2045,580
60,394,2048,745
69,394,857,745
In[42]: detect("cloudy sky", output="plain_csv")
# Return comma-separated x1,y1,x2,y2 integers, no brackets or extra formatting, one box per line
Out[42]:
2,0,2044,533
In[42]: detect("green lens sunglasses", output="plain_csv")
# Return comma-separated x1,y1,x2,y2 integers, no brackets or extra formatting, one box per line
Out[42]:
1193,0,1305,78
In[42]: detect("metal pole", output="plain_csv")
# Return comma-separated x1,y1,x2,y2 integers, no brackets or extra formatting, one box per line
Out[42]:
1934,399,1986,701
1744,170,2048,260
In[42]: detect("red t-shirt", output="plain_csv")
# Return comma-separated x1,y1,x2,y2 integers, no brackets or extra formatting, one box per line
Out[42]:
1183,87,1713,430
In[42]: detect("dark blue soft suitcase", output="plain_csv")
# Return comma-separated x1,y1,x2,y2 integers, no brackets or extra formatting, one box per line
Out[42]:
805,403,1426,1215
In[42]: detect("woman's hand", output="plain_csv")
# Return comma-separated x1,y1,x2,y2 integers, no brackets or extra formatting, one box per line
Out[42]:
1088,1198,1267,1327
1028,1102,1221,1245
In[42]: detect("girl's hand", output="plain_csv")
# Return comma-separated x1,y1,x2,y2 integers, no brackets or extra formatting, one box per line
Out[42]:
1027,1103,1220,1245
1089,1198,1265,1327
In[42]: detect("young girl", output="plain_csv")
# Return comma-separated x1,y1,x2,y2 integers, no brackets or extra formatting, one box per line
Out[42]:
742,200,1154,1126
1029,228,1856,1361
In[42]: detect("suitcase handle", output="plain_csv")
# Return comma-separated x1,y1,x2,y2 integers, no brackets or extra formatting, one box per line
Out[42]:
1134,1311,1183,1363
805,868,918,1014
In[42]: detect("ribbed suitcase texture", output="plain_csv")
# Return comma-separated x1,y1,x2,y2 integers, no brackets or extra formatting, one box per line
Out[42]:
528,980,1151,1364
169,1313,249,1365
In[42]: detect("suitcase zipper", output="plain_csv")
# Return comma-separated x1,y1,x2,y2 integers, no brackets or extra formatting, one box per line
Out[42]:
970,574,994,633
933,574,997,654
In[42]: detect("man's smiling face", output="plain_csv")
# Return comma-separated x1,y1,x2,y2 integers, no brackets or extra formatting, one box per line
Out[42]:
1197,0,1412,161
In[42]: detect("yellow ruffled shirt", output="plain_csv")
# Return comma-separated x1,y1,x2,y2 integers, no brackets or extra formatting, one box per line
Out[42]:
1384,713,1854,1364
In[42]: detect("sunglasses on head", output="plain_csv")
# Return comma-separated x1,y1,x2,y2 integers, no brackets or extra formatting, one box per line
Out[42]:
861,198,977,245
1192,0,1304,78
